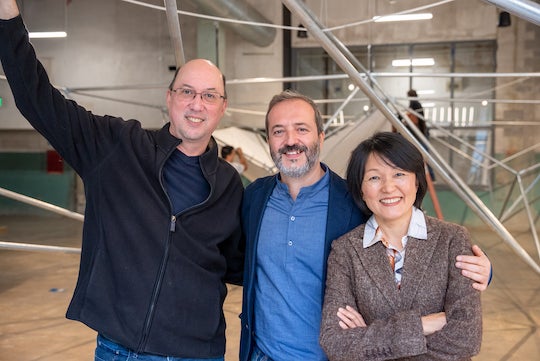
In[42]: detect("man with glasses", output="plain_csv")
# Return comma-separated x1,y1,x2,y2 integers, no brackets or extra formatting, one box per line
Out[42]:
0,1,243,360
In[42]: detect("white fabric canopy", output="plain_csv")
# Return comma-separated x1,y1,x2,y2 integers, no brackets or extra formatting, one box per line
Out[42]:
213,126,277,175
321,110,390,177
213,110,390,180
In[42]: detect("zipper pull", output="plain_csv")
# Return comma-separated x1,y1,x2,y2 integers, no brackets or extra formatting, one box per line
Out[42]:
170,215,176,232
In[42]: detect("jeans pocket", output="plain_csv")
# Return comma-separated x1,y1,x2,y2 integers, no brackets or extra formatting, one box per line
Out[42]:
95,335,127,361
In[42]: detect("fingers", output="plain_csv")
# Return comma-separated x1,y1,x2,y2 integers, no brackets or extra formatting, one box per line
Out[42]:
336,306,366,329
421,312,447,335
471,244,485,257
457,245,489,268
472,282,488,291
456,245,491,290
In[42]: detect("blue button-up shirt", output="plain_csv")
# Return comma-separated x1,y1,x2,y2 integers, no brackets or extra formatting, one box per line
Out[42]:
254,167,330,361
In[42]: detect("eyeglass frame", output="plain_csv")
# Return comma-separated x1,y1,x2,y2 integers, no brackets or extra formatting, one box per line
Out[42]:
169,87,227,104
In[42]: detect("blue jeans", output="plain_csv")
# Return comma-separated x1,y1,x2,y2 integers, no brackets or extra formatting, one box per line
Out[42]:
249,344,273,361
95,334,224,361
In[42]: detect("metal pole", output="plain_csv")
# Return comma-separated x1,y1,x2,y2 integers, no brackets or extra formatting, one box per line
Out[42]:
0,241,81,254
481,0,540,26
0,187,84,222
281,0,540,274
164,0,186,67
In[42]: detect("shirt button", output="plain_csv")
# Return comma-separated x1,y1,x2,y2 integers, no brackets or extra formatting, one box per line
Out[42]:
290,216,295,221
288,241,293,246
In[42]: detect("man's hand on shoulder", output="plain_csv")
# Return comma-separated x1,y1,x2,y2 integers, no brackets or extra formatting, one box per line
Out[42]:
456,245,491,291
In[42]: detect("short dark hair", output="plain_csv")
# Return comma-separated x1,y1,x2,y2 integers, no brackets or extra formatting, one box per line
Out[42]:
346,132,428,216
168,65,228,99
407,89,418,97
265,90,324,136
221,145,234,159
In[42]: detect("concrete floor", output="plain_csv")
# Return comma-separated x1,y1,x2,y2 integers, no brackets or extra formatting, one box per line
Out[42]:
0,214,539,360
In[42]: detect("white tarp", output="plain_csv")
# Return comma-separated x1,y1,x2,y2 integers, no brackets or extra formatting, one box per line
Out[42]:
321,110,390,177
213,126,277,177
214,110,390,180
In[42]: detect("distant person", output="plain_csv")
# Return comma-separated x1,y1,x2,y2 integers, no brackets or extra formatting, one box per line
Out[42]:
407,89,427,136
221,145,248,174
0,1,244,360
395,89,435,181
320,132,482,361
240,91,491,361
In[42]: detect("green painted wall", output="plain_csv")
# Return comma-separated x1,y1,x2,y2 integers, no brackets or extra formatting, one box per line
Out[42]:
0,153,76,215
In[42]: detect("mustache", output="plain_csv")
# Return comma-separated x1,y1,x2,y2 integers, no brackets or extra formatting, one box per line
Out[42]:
278,144,308,154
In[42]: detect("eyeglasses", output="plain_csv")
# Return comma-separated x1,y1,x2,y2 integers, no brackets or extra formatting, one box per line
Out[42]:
170,87,226,104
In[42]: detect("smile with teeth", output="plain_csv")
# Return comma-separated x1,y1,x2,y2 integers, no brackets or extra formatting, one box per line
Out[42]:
285,149,303,155
380,197,401,204
280,145,307,157
186,115,204,123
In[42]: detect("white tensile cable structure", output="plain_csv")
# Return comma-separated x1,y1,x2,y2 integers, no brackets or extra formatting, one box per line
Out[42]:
1,0,539,275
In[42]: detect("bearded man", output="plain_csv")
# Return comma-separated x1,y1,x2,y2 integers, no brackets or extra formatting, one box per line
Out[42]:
238,90,492,361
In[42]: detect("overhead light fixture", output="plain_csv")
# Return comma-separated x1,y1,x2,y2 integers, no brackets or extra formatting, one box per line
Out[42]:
29,31,67,39
417,89,435,95
373,13,433,23
392,58,435,67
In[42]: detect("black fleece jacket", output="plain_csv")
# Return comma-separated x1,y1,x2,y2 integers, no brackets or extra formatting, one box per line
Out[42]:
0,16,244,358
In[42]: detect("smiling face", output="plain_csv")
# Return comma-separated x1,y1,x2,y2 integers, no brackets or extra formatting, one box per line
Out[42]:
267,98,324,180
361,152,418,227
166,59,227,156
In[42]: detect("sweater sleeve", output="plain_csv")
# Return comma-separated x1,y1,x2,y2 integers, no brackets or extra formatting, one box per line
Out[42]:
422,224,482,360
320,236,427,361
0,15,125,176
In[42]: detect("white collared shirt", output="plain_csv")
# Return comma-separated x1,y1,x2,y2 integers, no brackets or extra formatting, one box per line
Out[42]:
363,207,428,286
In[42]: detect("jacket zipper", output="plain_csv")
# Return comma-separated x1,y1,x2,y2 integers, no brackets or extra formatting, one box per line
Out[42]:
137,148,178,352
137,146,214,352
137,217,174,352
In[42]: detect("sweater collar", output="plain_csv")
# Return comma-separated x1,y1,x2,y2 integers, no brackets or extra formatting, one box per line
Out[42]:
156,123,218,174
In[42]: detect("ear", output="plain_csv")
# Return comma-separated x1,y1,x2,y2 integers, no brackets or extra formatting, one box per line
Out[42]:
166,90,173,108
219,98,228,117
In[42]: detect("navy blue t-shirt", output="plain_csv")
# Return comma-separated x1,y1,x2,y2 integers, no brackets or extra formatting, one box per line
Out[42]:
163,149,210,215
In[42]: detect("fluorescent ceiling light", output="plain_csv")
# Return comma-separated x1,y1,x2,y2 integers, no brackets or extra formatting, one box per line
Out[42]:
29,31,67,39
417,89,435,95
392,58,435,67
373,13,433,22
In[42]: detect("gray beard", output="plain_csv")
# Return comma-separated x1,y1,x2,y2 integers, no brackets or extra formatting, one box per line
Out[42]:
272,142,320,178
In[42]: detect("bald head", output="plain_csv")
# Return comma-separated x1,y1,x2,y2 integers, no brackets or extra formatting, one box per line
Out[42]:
169,59,227,99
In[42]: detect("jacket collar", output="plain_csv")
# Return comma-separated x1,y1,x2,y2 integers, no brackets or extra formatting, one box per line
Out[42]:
156,123,219,174
353,218,440,310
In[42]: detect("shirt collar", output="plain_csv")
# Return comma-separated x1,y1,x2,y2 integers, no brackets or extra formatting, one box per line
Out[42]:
275,163,330,198
363,207,427,248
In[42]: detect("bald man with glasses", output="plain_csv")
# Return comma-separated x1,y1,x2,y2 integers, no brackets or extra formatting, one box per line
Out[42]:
0,1,243,360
